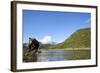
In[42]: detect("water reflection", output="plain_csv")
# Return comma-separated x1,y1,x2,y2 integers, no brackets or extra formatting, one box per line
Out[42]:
37,49,91,62
23,49,91,62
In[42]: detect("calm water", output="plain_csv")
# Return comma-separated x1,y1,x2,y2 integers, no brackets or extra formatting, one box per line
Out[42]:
23,49,91,62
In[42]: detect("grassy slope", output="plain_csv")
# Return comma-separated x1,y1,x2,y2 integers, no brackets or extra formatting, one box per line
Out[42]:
49,28,91,49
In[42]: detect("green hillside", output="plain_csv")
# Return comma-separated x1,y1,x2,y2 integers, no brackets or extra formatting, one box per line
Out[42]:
49,28,91,49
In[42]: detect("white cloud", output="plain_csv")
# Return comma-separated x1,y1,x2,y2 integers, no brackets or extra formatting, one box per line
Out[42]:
40,36,52,44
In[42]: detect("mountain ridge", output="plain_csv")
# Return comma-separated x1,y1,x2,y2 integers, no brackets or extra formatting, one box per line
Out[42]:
49,28,91,49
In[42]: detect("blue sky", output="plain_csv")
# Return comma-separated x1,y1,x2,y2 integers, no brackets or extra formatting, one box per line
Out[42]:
23,10,91,43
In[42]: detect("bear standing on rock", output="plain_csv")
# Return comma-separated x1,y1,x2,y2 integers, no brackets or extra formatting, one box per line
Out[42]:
28,38,40,54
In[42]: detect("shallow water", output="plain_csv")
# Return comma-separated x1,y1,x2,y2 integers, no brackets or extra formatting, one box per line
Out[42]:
23,49,91,62
37,49,91,62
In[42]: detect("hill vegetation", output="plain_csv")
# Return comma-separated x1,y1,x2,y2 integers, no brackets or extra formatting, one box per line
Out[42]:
49,28,91,49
